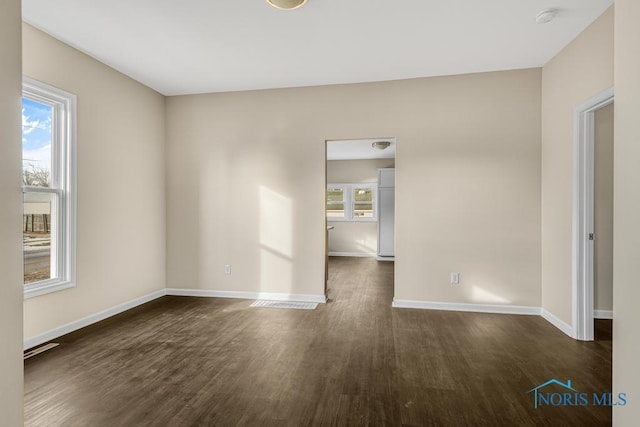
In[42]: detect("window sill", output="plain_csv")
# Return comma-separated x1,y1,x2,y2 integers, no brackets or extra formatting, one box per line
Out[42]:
24,280,75,299
327,218,378,223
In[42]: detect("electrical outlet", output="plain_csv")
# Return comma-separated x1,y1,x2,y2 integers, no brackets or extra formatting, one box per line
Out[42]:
451,272,459,285
224,264,231,275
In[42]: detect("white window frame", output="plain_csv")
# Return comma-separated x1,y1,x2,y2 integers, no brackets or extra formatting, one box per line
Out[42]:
22,77,77,299
326,184,347,220
327,183,377,222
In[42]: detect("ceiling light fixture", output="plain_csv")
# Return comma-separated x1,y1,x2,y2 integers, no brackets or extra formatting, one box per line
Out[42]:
266,0,308,10
536,9,557,25
371,141,391,150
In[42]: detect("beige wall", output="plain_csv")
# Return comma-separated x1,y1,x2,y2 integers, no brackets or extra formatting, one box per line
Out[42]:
327,159,395,183
22,24,166,339
593,103,614,312
541,7,614,325
614,0,640,422
0,0,25,424
327,159,394,255
167,69,542,307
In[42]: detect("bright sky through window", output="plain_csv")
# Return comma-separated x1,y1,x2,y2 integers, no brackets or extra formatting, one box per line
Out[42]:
22,97,52,176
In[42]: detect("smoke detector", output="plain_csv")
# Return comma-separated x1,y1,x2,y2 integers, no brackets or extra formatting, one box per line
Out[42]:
536,9,557,24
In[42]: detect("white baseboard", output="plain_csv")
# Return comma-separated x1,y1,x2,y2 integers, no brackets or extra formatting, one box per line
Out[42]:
328,252,377,258
166,288,327,304
594,309,613,319
541,308,576,339
392,300,579,338
23,289,167,351
391,299,541,315
376,256,395,262
22,286,590,351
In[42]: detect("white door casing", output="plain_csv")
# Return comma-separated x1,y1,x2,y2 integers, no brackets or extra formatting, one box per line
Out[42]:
572,87,614,341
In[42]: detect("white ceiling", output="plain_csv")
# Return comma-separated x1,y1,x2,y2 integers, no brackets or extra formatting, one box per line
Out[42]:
327,139,396,161
22,0,613,96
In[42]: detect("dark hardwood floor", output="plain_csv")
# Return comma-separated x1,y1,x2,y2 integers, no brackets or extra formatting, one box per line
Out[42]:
24,257,612,426
594,319,613,342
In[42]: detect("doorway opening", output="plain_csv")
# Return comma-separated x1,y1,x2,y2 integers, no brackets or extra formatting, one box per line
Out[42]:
324,138,396,300
573,88,614,341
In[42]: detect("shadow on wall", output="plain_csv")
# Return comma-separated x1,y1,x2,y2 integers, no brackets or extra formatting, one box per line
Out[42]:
259,185,293,293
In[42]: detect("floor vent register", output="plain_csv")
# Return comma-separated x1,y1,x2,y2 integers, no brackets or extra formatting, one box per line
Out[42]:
250,300,318,310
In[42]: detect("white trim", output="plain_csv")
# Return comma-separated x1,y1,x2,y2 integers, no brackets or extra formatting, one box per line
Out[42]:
327,218,378,223
391,300,585,338
391,299,541,315
23,289,166,350
572,87,614,341
328,251,377,258
541,308,576,339
376,256,395,262
23,288,327,350
594,309,613,320
24,280,75,299
166,288,327,304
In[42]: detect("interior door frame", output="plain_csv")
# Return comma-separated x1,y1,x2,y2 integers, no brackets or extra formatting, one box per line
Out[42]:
572,87,614,341
323,137,397,299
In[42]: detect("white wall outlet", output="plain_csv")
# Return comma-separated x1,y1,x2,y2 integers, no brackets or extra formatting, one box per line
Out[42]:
451,272,460,284
224,264,231,275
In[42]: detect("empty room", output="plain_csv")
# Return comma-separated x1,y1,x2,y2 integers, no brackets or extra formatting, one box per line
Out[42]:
1,0,640,425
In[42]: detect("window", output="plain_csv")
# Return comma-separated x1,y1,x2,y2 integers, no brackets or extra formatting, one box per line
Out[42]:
326,185,346,219
352,186,374,218
326,183,376,221
22,78,76,298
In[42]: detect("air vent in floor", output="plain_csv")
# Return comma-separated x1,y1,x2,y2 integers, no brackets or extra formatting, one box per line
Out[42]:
250,300,318,310
24,342,59,360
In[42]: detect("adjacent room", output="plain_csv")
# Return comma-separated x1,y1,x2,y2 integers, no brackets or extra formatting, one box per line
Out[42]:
1,0,639,425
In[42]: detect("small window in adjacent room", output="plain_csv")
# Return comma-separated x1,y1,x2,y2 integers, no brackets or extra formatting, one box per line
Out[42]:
326,185,346,219
352,186,375,219
22,78,77,298
326,183,376,221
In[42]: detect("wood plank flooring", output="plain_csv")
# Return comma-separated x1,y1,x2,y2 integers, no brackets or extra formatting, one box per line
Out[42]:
24,257,612,426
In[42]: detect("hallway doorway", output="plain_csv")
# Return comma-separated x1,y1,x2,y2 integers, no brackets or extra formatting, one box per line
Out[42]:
573,89,614,341
324,138,396,301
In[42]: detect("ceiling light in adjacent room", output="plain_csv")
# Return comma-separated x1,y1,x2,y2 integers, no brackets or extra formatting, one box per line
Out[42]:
371,141,391,150
267,0,307,10
536,9,557,24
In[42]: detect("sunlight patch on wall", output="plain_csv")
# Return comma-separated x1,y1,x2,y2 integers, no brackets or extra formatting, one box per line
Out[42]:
471,285,511,304
259,186,293,258
259,186,293,293
355,239,376,253
260,249,293,293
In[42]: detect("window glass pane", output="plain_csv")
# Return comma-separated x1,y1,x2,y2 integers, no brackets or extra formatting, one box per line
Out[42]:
327,187,344,202
327,203,345,218
354,203,373,218
327,187,345,218
23,192,55,284
22,97,53,188
353,188,372,202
